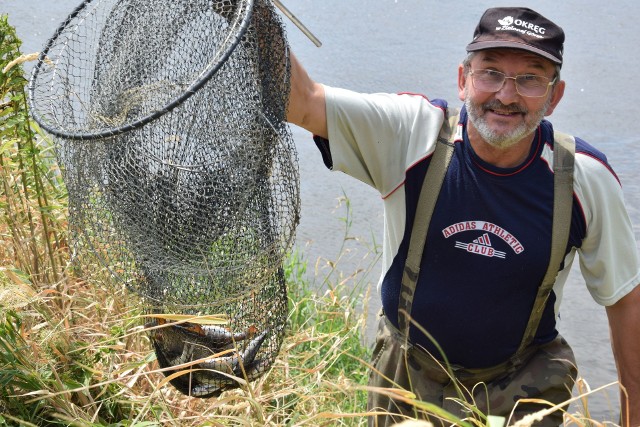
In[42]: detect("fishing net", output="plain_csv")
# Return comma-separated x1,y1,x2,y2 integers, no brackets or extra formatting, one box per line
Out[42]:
28,0,299,397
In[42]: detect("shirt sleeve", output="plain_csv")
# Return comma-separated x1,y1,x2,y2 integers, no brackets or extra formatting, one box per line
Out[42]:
323,85,445,197
574,153,640,305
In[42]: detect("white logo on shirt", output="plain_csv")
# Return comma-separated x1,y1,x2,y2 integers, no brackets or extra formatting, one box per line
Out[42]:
454,233,506,258
442,221,524,258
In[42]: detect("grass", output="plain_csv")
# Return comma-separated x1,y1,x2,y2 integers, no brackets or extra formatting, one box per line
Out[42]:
0,13,623,427
0,248,372,426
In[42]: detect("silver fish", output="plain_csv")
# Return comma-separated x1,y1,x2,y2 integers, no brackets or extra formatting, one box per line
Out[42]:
199,329,269,374
167,340,198,367
187,331,272,396
200,324,249,344
146,319,252,347
190,382,225,397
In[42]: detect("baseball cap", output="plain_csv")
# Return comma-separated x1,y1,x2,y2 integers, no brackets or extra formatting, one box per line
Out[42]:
466,7,565,66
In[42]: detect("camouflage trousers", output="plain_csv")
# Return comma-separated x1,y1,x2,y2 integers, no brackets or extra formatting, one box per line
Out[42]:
368,315,577,427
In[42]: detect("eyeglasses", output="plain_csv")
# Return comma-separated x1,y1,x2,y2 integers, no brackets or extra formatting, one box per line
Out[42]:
469,69,557,98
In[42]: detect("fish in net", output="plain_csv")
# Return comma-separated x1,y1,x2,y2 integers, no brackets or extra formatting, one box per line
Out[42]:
28,0,299,397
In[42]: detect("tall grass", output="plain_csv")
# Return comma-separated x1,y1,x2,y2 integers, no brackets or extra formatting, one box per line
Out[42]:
0,17,67,290
0,14,620,427
0,249,372,426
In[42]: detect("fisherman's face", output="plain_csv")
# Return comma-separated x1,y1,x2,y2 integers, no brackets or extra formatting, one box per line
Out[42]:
458,49,564,149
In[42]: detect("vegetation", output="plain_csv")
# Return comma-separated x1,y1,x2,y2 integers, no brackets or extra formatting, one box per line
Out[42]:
0,14,620,427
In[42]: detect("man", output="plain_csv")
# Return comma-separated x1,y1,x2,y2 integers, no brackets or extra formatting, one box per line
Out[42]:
286,6,640,427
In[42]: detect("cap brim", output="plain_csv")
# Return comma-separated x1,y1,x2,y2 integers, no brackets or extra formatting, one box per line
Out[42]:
466,40,562,65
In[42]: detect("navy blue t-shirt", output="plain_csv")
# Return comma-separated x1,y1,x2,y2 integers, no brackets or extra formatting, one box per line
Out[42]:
314,95,624,369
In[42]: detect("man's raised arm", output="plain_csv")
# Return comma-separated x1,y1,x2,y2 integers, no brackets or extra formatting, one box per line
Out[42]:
286,52,328,139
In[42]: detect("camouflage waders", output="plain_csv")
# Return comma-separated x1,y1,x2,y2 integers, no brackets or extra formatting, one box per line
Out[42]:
367,112,578,426
367,314,577,427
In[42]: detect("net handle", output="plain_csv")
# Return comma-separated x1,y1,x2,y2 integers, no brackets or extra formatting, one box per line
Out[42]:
27,0,255,141
272,0,321,47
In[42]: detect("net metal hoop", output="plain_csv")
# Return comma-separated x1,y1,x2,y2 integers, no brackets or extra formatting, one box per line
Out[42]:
27,0,255,141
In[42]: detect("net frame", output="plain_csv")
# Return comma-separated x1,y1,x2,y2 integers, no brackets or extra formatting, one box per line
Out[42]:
27,0,254,141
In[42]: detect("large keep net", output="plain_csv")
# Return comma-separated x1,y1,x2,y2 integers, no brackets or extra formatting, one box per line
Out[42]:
28,0,299,398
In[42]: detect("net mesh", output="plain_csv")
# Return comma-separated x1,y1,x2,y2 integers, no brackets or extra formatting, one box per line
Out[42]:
29,0,298,397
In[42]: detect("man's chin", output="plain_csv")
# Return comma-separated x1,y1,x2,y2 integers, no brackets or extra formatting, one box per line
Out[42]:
473,122,527,149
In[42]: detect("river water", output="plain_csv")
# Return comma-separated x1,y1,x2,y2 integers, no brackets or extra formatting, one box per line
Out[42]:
3,0,639,421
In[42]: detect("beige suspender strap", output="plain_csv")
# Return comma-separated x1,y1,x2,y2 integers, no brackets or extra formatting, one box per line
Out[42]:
516,131,575,355
398,108,460,332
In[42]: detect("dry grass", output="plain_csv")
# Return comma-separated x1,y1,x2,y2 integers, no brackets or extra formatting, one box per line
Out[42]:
0,250,373,426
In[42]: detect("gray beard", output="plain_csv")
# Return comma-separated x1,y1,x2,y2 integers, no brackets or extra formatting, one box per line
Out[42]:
464,92,550,150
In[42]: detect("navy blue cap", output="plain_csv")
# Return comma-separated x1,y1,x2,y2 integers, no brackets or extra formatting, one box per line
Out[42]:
466,7,565,66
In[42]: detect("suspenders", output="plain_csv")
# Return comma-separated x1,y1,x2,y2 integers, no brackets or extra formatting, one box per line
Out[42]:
398,108,460,333
397,108,576,358
518,131,575,353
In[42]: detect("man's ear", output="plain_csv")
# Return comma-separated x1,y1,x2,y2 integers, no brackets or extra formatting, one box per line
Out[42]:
457,64,467,102
545,80,565,116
